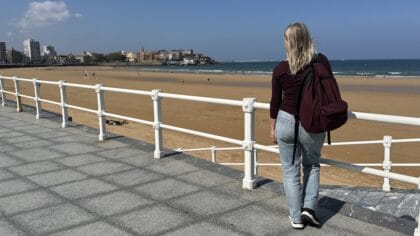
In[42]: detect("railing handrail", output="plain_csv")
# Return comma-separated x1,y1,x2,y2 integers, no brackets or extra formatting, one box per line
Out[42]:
2,75,420,126
1,74,420,234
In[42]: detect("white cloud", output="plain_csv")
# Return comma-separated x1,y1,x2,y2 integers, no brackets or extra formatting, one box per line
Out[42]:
18,1,77,29
6,32,13,37
74,13,82,18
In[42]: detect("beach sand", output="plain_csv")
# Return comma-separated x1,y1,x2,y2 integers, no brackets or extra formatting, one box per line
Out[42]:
1,66,420,189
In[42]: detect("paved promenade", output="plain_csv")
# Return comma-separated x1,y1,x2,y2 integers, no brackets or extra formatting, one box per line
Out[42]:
0,105,417,235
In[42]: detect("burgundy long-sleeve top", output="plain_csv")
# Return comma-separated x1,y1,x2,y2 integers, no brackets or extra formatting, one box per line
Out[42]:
270,53,332,119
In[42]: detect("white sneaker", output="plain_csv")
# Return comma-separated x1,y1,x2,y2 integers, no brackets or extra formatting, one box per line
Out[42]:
301,208,321,227
289,216,304,229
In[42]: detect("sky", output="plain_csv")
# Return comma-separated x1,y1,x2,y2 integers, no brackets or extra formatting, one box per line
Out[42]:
1,0,420,61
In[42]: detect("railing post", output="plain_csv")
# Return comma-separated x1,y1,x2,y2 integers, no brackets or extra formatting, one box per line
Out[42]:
151,89,163,158
418,177,420,190
242,97,256,190
211,146,216,162
95,84,107,141
253,148,258,176
13,76,23,112
0,76,6,107
415,209,420,236
58,80,69,128
382,135,392,192
33,78,41,119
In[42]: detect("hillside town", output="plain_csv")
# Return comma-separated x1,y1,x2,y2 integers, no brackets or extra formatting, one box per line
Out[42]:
0,39,216,67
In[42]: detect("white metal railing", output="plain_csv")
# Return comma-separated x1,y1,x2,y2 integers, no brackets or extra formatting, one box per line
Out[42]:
1,75,419,234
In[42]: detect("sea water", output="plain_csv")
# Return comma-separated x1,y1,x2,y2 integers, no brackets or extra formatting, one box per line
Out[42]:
132,59,420,77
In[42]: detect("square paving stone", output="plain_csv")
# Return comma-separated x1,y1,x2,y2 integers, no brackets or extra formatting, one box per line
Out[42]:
4,135,38,144
394,205,419,221
12,124,40,131
398,193,420,209
12,203,94,235
104,169,164,187
112,204,191,235
375,193,404,214
144,159,199,176
24,127,56,134
97,148,146,159
359,191,386,207
0,179,38,197
10,147,64,162
13,140,53,149
52,135,95,143
170,190,247,216
76,161,132,176
50,178,117,200
0,153,23,167
344,189,369,204
0,144,18,153
118,155,155,167
55,154,106,167
0,128,11,133
0,131,25,139
50,221,131,236
49,142,103,155
9,161,64,176
0,189,62,215
0,169,14,181
323,189,352,201
213,181,278,202
135,178,201,201
165,222,244,236
28,169,87,187
79,190,154,216
258,196,292,213
176,169,234,187
95,140,129,149
0,218,25,236
219,204,288,235
36,131,72,139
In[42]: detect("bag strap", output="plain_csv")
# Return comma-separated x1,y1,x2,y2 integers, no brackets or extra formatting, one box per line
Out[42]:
327,131,331,145
292,62,315,164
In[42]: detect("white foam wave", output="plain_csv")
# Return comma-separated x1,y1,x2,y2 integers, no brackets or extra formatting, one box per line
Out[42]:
195,69,224,73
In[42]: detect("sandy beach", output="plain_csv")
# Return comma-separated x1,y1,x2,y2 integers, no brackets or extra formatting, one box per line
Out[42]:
1,66,420,188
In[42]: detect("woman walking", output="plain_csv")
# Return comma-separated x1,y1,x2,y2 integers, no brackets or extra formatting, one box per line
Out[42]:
270,22,333,229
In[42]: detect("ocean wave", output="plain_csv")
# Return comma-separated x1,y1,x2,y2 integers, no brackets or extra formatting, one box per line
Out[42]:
356,72,374,75
388,72,402,75
195,69,224,73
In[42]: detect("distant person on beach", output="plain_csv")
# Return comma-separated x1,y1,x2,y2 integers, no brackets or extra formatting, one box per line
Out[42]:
270,22,333,229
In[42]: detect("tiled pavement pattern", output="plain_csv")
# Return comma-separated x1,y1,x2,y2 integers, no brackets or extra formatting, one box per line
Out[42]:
0,104,417,235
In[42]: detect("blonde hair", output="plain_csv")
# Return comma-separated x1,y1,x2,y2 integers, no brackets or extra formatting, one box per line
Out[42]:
284,22,315,75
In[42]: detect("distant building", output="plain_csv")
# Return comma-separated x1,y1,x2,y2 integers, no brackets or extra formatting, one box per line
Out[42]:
139,48,214,65
126,52,139,62
169,51,182,61
139,48,154,62
0,42,6,64
6,48,24,64
57,54,80,65
75,51,93,64
23,39,41,64
41,45,57,57
182,49,194,55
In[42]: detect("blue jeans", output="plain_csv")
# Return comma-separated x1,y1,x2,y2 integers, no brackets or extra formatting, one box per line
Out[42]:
276,110,325,223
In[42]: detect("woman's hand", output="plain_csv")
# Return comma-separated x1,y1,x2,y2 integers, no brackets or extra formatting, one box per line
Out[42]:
270,119,277,144
270,129,277,144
